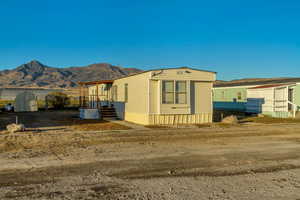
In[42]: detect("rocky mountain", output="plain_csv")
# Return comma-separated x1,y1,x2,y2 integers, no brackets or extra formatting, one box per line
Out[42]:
0,60,142,88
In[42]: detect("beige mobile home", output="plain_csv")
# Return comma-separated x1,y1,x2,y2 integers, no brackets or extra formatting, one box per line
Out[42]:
79,67,216,125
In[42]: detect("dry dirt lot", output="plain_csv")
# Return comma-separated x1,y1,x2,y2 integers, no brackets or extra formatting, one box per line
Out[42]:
0,111,300,199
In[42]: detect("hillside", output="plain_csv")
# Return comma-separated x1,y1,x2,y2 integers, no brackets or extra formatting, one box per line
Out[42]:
0,60,142,88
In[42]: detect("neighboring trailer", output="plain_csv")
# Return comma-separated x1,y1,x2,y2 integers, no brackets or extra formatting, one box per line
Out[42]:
246,84,299,118
213,86,254,111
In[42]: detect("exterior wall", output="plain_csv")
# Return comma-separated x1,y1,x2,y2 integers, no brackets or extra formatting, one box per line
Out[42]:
293,84,300,112
247,88,275,113
213,87,248,102
213,87,248,111
148,81,214,125
262,111,292,118
113,72,150,125
148,68,215,124
150,68,215,116
149,80,159,114
150,68,216,82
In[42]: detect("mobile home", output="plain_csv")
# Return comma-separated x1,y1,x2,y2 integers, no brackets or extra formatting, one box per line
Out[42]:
80,67,216,125
247,84,299,118
213,79,300,118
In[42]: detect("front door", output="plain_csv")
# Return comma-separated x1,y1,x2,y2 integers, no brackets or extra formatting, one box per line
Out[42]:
191,81,212,114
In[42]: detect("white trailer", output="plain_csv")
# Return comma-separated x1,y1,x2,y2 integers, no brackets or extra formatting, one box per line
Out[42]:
246,84,297,118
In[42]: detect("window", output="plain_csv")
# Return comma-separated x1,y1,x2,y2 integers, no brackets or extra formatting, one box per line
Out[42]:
162,80,187,104
175,81,187,104
124,83,128,103
112,86,118,101
162,81,174,104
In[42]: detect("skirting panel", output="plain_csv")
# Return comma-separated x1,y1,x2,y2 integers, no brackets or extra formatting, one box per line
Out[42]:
149,113,212,125
262,111,292,118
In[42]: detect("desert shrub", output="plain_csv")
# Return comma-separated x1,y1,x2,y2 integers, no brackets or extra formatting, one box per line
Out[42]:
46,92,70,109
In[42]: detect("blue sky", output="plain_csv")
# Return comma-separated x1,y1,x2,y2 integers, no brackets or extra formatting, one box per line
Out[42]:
0,0,300,80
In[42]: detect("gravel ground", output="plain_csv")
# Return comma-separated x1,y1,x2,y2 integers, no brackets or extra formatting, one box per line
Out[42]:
1,111,300,199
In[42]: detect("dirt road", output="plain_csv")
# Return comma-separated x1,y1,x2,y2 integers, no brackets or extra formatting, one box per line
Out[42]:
0,111,300,199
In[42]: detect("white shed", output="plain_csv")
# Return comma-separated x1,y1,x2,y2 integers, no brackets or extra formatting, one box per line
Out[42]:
14,91,38,112
246,84,297,118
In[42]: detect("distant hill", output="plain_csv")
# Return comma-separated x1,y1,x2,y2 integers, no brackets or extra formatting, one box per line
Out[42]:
2,60,299,89
0,60,142,88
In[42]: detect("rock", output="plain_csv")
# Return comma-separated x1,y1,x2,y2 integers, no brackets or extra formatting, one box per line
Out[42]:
257,114,265,118
168,170,175,175
221,115,239,124
6,123,25,133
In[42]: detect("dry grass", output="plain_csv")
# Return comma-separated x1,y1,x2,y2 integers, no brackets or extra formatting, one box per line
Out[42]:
241,116,300,124
53,118,131,131
69,120,131,131
144,125,173,129
194,123,213,128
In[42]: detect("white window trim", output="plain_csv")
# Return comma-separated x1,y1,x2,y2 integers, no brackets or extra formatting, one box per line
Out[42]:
161,80,188,105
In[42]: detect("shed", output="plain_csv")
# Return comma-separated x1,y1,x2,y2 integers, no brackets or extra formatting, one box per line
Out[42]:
14,91,38,112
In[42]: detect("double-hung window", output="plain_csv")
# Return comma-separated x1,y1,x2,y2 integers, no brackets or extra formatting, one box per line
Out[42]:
175,81,187,104
162,80,187,104
162,81,174,104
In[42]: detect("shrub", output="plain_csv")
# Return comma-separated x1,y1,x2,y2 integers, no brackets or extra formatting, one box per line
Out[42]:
46,92,70,109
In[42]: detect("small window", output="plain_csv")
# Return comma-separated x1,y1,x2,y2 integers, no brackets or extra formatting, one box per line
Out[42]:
237,92,242,100
175,81,187,104
124,83,128,103
162,81,174,104
112,86,118,101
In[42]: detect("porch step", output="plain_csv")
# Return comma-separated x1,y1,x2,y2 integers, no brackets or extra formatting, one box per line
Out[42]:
100,107,118,119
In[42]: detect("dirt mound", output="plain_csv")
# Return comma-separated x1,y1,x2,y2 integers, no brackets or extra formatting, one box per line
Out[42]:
221,115,239,124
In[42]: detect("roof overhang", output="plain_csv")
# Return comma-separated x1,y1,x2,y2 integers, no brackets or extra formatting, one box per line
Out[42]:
78,80,114,86
248,83,296,90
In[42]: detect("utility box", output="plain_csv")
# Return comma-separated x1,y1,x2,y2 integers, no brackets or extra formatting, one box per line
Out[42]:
79,108,100,119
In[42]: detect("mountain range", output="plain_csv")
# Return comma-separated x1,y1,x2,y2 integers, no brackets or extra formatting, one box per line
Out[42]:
0,60,142,88
0,60,299,88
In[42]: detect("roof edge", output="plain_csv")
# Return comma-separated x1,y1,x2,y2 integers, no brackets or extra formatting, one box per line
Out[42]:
112,66,216,81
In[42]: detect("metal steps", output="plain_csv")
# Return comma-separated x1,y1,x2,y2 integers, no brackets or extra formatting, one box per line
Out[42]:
100,107,118,119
